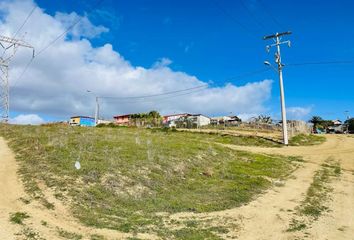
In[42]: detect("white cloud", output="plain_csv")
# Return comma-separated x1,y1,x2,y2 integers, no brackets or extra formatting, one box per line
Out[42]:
1,0,273,120
55,12,109,39
152,57,173,68
287,106,312,120
10,114,45,125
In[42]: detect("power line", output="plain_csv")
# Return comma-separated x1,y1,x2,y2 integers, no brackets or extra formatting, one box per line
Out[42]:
11,58,34,88
99,66,274,101
100,85,208,100
287,60,354,67
225,67,271,82
103,87,208,104
101,86,208,103
239,0,267,31
12,6,37,39
211,0,259,39
256,0,285,30
12,0,105,88
36,0,104,57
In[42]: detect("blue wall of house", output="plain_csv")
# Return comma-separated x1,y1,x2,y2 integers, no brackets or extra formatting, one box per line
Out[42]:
80,117,95,127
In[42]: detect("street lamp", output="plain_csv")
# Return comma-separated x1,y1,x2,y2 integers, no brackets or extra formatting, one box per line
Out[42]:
264,61,278,72
87,90,99,126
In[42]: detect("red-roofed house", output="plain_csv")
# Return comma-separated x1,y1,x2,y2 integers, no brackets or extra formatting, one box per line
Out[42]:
113,114,131,125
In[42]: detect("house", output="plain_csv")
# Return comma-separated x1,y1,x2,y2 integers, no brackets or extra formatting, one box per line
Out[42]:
187,114,210,128
97,119,113,125
327,119,344,133
210,116,241,126
113,114,131,125
69,116,95,127
210,116,232,125
162,113,190,127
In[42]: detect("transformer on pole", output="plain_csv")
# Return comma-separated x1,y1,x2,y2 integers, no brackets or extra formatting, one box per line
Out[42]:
0,35,34,123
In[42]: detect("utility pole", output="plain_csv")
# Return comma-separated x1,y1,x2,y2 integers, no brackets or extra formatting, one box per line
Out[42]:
0,35,34,122
87,90,99,126
95,96,99,125
263,31,291,145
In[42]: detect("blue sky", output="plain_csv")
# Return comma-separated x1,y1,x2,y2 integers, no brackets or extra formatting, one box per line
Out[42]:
2,0,354,123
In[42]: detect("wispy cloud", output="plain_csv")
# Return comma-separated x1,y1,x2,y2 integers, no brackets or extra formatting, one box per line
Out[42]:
287,106,313,120
10,114,45,125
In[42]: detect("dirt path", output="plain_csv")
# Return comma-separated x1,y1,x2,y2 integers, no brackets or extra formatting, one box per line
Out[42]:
171,135,354,239
1,135,353,239
0,137,156,240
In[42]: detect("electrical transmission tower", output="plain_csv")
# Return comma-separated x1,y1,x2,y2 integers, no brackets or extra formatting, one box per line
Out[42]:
263,31,291,145
0,35,34,122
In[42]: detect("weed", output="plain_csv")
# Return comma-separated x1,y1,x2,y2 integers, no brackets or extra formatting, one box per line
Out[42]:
19,197,31,204
57,228,82,239
184,220,199,228
289,134,326,146
172,227,222,240
9,212,30,224
40,220,48,226
20,227,44,240
287,219,307,232
41,198,55,210
90,234,105,240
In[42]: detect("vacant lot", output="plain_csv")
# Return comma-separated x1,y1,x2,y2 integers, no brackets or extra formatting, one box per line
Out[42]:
0,124,304,239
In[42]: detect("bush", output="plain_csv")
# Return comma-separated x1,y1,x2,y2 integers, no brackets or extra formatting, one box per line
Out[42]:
345,118,354,133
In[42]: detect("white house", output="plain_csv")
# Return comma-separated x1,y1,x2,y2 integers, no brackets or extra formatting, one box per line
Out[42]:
187,114,210,128
162,113,190,127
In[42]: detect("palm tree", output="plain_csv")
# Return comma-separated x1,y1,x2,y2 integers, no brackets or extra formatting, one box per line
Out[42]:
309,116,323,132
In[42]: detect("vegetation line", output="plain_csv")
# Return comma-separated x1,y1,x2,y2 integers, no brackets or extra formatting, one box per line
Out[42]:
287,158,341,232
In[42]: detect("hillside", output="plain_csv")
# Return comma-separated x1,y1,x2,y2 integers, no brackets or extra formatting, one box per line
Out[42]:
0,124,301,239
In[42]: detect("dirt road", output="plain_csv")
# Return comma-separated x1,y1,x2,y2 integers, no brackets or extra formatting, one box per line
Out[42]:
172,134,354,239
1,135,353,239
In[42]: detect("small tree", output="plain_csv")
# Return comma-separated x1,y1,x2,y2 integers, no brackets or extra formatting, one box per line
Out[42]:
255,115,272,124
309,116,323,132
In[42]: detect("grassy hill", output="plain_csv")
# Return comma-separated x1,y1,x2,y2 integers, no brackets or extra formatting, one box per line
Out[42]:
0,124,302,238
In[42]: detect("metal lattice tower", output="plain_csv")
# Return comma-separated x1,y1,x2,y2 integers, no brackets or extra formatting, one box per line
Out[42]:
0,35,34,122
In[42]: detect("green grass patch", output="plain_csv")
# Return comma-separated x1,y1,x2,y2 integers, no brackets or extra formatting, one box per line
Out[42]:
287,219,307,232
19,227,44,240
90,234,105,240
57,228,82,239
299,160,341,219
175,129,282,147
212,134,281,148
172,227,223,240
289,134,326,146
9,212,30,224
287,159,341,232
0,124,299,235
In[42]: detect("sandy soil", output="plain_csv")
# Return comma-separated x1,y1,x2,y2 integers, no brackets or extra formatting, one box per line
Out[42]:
1,135,353,239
